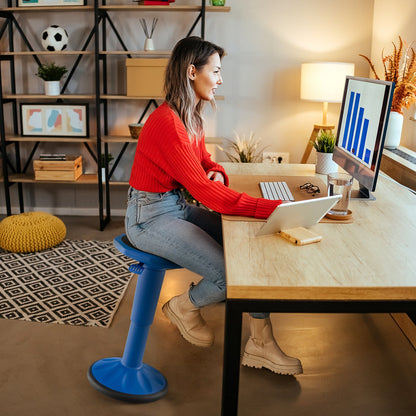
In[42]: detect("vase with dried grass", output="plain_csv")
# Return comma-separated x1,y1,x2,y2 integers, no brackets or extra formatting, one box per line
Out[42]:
360,36,416,149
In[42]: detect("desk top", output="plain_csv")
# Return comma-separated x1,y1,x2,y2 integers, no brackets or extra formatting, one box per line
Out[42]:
221,163,416,301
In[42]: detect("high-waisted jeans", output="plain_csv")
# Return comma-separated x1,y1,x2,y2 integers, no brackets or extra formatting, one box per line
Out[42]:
125,187,267,318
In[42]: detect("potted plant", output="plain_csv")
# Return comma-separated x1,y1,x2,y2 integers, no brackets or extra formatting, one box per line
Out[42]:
310,130,338,174
36,62,68,96
360,36,416,149
219,131,266,163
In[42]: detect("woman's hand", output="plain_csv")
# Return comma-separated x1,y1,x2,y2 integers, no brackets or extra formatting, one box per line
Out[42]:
206,170,225,184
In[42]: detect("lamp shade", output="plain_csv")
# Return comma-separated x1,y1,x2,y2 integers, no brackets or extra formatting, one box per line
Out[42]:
300,62,355,103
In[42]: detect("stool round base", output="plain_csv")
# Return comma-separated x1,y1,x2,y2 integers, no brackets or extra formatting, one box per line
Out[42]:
88,357,168,403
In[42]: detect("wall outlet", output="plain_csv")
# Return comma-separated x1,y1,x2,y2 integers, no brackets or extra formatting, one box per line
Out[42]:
262,152,290,164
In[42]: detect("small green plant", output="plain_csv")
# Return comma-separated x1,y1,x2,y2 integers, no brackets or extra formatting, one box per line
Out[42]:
219,132,266,163
36,62,68,81
310,130,335,153
100,153,114,165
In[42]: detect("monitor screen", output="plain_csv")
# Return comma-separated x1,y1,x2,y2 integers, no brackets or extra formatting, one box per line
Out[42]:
332,76,394,199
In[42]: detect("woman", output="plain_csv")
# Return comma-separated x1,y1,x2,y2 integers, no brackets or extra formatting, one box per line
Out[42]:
125,36,302,375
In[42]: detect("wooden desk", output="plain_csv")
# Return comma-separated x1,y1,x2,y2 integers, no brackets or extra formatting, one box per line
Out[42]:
220,163,416,416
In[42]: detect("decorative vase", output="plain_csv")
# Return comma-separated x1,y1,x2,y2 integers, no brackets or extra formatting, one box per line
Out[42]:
101,167,106,183
315,152,338,175
44,80,60,96
384,111,403,149
144,38,154,51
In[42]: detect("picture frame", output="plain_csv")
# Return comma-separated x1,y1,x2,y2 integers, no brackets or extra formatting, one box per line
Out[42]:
18,0,86,7
20,103,89,138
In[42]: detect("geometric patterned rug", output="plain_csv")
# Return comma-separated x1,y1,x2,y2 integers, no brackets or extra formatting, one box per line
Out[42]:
0,240,134,327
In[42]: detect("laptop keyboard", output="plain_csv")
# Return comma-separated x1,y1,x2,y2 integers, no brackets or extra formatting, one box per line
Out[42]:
260,181,294,201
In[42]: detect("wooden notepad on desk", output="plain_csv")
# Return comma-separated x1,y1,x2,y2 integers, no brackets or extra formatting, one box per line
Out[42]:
279,227,322,246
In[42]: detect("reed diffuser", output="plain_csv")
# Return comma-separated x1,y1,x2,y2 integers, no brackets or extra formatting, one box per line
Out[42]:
140,18,158,51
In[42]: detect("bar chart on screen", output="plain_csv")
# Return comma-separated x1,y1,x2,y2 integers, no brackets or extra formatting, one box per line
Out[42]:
338,80,386,168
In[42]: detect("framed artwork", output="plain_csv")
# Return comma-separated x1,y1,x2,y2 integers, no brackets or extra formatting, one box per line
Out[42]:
18,0,86,7
20,103,89,137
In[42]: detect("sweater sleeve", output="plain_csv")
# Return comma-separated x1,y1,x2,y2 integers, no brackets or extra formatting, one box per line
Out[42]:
200,138,229,187
161,138,280,219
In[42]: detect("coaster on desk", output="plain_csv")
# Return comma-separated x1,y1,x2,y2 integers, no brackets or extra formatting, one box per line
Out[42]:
321,210,353,223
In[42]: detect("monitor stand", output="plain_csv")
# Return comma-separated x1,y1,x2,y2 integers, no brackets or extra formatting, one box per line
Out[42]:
351,184,376,201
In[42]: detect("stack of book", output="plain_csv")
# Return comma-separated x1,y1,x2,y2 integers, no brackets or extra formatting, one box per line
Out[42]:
39,153,67,161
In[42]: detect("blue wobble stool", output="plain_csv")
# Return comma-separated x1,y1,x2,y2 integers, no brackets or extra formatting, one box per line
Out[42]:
88,234,181,402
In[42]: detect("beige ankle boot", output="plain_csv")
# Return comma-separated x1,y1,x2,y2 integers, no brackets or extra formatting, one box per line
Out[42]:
242,317,303,375
162,291,214,347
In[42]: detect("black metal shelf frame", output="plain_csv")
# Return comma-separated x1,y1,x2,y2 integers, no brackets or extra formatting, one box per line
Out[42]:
95,0,208,230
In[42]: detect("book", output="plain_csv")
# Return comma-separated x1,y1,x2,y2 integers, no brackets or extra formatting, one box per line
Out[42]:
39,153,67,161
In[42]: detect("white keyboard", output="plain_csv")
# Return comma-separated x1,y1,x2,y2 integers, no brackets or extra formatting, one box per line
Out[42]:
260,181,294,201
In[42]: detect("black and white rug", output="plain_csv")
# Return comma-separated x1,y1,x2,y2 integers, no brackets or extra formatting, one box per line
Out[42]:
0,240,134,327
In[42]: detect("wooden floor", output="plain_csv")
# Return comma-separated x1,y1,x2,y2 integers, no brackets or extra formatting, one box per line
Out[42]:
0,216,415,416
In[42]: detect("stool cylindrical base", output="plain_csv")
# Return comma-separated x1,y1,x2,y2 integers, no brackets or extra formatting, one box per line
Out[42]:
88,358,167,402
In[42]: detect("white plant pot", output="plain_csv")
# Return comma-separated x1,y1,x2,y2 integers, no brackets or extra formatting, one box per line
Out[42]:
144,38,155,51
384,111,403,149
44,80,61,96
315,152,338,175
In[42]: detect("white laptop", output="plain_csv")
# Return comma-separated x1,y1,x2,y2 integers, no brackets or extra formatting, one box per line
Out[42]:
256,195,342,236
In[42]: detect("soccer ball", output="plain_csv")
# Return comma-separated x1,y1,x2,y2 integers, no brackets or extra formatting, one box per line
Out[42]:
41,25,69,51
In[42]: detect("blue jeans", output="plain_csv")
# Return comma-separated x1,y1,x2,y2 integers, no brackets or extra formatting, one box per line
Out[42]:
125,187,267,318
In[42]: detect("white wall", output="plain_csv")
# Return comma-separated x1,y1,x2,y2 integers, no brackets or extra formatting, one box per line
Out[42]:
1,0,377,216
371,0,416,149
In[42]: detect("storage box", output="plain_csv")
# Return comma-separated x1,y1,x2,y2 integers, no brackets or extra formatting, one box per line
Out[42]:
126,58,169,97
33,155,82,181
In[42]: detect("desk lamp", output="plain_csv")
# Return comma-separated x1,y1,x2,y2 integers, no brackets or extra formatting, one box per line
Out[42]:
300,62,355,163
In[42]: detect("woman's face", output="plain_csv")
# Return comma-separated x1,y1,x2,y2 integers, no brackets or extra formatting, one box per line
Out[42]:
190,53,223,103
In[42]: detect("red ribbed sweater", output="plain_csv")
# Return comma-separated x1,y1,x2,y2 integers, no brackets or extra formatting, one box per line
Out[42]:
129,103,281,219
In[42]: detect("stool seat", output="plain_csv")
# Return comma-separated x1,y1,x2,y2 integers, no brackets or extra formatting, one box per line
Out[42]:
113,234,180,271
88,234,182,403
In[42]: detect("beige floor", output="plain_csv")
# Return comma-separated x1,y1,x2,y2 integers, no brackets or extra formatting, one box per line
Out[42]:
1,215,416,416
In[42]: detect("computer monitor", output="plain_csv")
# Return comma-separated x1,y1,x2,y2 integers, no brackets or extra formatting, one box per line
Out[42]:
332,76,394,199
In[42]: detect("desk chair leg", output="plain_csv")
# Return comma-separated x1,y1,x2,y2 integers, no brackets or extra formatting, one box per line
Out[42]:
88,264,168,403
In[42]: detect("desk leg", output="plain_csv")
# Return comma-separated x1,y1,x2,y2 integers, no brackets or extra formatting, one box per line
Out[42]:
221,300,243,416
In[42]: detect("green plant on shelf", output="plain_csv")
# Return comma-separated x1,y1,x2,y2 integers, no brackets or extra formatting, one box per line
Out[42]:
100,154,114,165
36,62,68,81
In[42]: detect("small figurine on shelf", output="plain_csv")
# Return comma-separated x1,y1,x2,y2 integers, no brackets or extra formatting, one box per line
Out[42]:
36,62,68,96
140,18,158,51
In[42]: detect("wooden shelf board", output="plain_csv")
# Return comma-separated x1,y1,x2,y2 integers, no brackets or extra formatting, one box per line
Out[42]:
0,5,230,13
6,135,96,143
108,181,129,186
9,173,98,184
101,5,230,13
101,94,224,100
0,6,93,12
1,51,94,56
8,173,130,186
100,50,170,57
103,135,137,143
102,94,163,100
3,94,94,100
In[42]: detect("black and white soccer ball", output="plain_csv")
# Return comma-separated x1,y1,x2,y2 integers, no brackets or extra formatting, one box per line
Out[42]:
41,25,69,51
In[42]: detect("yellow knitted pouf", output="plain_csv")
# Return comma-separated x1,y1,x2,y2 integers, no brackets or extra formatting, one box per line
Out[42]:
0,212,67,253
